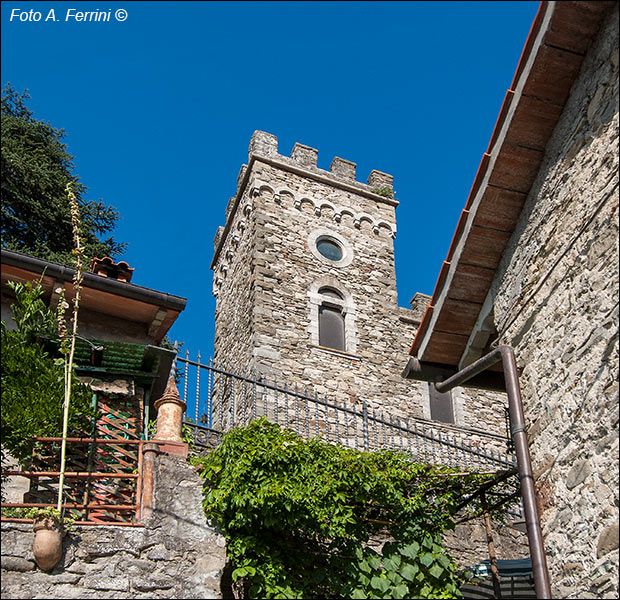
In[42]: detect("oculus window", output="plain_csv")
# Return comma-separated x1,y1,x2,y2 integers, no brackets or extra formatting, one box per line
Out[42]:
307,228,353,268
316,237,343,262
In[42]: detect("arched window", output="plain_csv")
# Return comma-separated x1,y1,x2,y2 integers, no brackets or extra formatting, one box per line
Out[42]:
318,287,346,351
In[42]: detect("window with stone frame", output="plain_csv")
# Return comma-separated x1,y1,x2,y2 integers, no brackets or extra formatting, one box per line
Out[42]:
317,288,346,351
428,383,455,424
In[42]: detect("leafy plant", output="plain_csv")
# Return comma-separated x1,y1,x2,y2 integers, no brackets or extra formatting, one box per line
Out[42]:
1,280,96,466
0,506,76,530
371,186,394,199
193,419,505,599
1,84,126,265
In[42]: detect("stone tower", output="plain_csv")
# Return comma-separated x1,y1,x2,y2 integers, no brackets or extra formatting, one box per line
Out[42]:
210,131,506,440
211,131,423,420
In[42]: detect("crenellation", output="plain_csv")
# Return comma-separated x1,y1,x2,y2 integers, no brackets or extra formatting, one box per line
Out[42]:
367,169,394,193
246,131,396,198
226,196,236,221
213,225,224,254
291,142,319,168
236,164,247,192
248,130,278,159
330,157,357,181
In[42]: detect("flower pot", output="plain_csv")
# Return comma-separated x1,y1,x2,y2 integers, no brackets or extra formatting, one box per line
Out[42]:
32,517,64,571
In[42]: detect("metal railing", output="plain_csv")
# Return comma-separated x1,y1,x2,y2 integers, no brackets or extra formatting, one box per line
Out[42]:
1,437,144,525
176,352,516,473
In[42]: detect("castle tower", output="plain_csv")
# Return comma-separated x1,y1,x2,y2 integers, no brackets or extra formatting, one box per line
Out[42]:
211,131,425,424
209,130,512,463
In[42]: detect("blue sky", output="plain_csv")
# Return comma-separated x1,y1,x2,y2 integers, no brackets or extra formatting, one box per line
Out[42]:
1,1,540,358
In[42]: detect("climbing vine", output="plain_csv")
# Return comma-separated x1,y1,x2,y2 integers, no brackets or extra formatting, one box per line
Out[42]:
193,419,511,599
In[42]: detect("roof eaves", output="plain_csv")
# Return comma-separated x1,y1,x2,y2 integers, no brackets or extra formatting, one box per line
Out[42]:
410,1,613,365
1,249,187,313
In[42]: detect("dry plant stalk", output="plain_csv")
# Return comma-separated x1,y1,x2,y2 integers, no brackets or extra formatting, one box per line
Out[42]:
57,183,85,515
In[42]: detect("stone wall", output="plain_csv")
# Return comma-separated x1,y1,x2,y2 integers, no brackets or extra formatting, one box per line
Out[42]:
211,132,510,452
1,454,227,599
444,521,529,571
488,4,619,598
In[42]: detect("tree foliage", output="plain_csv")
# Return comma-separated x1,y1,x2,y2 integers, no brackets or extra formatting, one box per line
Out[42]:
1,281,96,465
1,84,126,265
194,419,510,599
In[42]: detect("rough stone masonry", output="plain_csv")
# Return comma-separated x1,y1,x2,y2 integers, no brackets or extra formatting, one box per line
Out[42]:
488,4,619,598
1,455,227,599
211,130,511,453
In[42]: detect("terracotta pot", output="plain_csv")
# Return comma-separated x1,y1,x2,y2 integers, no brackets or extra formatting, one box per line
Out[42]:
32,517,63,571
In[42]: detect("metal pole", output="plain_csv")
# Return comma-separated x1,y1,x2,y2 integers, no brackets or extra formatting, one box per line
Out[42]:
481,492,502,600
434,345,552,599
500,346,551,600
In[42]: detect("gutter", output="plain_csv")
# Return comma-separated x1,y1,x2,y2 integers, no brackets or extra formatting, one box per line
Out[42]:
1,249,187,313
433,346,552,599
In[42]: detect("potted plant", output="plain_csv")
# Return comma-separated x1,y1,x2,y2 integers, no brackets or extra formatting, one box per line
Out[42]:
1,506,73,571
30,507,66,571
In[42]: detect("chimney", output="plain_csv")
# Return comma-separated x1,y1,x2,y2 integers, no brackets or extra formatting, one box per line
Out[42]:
89,257,134,283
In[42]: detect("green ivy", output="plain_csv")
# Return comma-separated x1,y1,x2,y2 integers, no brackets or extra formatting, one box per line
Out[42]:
193,419,507,599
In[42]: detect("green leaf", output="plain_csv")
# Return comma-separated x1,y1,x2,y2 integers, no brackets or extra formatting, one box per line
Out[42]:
367,554,381,571
436,554,451,569
420,552,434,568
370,576,390,593
359,559,372,574
393,583,409,598
400,563,419,582
386,570,402,585
382,554,401,571
429,564,444,579
399,542,420,558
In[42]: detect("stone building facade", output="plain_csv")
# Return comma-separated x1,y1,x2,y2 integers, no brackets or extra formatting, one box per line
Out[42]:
407,2,619,598
486,7,619,597
210,131,511,451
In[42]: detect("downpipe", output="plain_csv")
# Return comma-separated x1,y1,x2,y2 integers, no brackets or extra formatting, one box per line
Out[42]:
434,345,552,599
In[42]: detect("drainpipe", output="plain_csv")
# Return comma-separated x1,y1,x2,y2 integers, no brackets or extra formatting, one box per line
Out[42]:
434,345,551,599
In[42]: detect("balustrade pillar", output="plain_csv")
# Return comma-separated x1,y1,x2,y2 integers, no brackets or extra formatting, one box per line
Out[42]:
153,376,188,456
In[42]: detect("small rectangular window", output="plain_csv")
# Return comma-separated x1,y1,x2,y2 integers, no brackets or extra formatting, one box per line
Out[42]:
428,383,454,424
319,305,345,351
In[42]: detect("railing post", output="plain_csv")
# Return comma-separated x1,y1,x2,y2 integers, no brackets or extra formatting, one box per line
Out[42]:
362,400,369,451
140,441,160,521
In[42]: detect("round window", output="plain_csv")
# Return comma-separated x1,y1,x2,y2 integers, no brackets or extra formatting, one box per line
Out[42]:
316,237,343,261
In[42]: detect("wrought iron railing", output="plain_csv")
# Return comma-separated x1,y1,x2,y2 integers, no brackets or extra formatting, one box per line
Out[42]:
176,352,516,473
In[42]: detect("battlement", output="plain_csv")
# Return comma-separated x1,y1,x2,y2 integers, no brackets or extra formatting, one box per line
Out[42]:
212,131,398,270
247,130,394,197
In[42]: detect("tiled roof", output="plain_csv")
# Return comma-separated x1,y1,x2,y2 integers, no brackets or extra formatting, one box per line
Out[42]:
410,1,615,368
